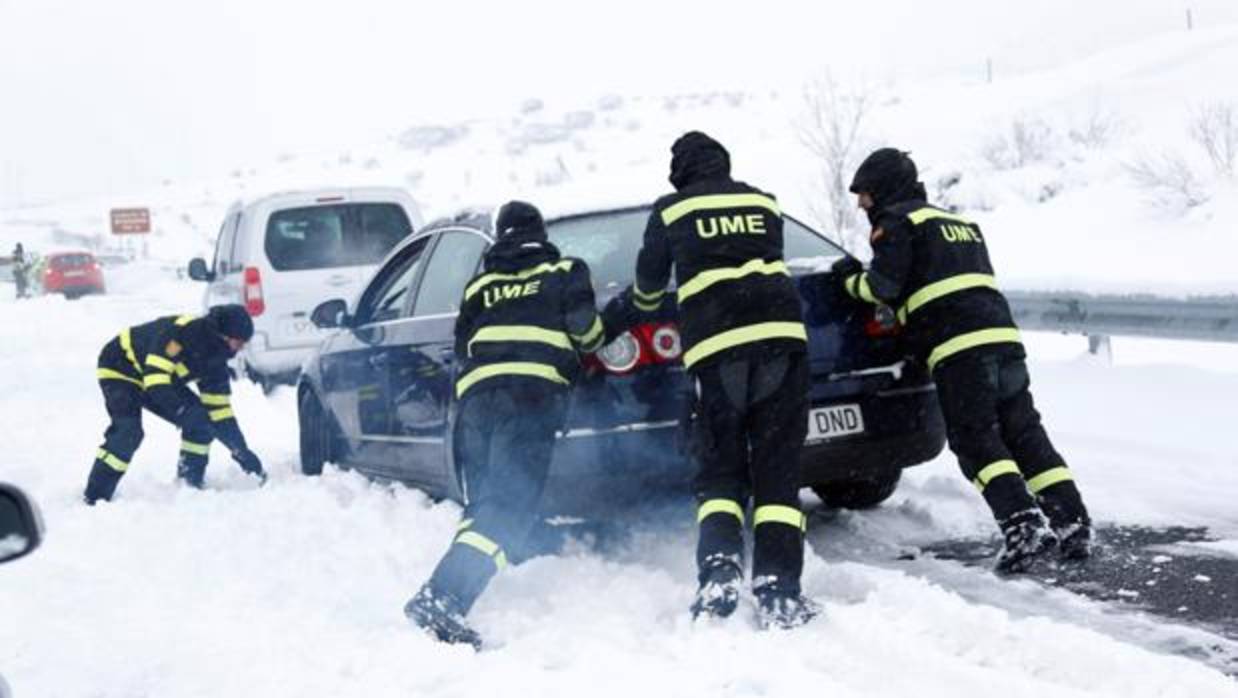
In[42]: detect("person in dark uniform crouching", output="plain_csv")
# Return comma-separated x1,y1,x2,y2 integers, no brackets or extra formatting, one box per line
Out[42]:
85,304,265,504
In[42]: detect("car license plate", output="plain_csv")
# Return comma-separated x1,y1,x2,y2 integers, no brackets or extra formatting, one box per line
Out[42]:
806,404,865,442
64,270,85,277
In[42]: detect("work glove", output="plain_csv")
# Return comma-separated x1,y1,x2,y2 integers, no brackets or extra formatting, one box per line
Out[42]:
830,256,864,299
601,285,641,342
232,448,267,483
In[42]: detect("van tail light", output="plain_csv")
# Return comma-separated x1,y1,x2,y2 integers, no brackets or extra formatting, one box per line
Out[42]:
243,266,265,316
591,322,682,375
864,304,901,338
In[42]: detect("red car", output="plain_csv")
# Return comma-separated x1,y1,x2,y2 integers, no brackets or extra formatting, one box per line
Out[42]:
42,251,106,298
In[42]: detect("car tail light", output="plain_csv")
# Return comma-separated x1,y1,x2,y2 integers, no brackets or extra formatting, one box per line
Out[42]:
243,266,265,316
592,322,682,375
864,305,901,338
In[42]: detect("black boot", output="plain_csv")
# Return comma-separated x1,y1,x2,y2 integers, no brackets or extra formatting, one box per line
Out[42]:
753,586,820,630
995,509,1058,573
84,460,123,505
177,454,206,489
1036,482,1092,561
404,585,482,650
690,556,742,621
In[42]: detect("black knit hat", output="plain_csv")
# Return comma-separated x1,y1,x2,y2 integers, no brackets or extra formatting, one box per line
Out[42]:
849,148,919,205
494,200,547,241
668,131,731,190
206,304,254,341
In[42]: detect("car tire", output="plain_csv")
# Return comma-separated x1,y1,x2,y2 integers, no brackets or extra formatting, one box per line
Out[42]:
812,470,902,510
298,388,329,476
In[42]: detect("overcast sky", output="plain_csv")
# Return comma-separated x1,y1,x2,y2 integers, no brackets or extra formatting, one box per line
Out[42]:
1,0,1231,208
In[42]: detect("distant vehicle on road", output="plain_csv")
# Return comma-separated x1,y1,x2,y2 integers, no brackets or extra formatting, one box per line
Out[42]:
187,187,424,391
41,251,106,299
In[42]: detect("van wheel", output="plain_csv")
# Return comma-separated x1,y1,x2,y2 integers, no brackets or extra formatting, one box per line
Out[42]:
298,388,329,476
811,470,901,510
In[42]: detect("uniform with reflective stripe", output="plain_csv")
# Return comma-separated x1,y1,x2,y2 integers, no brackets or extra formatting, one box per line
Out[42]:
96,448,130,473
972,459,1021,492
455,362,568,398
454,530,508,570
753,504,807,531
636,181,805,373
851,201,1023,371
1026,466,1073,494
697,498,745,524
463,260,574,301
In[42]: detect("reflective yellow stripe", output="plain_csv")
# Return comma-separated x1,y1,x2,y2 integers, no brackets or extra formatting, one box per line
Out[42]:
682,321,807,369
208,407,235,422
633,284,665,302
175,363,190,378
119,329,140,373
455,530,508,570
1026,466,1073,494
457,518,474,532
143,373,172,388
754,504,806,531
898,273,998,323
661,193,781,226
972,459,1021,492
145,354,176,372
96,368,142,387
908,207,973,226
464,260,574,301
96,448,129,473
468,326,572,356
634,296,663,312
572,316,604,351
697,499,744,524
846,273,878,303
678,259,789,303
199,393,231,406
174,314,195,326
455,362,568,398
180,440,210,456
927,328,1022,372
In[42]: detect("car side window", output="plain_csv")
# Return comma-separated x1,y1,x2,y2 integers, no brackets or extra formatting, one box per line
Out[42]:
212,213,237,275
410,231,487,317
354,237,429,325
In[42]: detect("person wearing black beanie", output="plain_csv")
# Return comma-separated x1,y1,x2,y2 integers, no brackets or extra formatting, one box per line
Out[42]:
83,304,266,504
404,199,610,649
624,131,819,629
838,148,1092,571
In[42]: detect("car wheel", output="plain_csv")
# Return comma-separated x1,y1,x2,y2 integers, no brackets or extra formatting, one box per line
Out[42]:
298,388,329,476
811,470,902,510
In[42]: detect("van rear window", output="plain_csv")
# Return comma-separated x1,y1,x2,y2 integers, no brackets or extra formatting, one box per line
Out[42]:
264,203,412,271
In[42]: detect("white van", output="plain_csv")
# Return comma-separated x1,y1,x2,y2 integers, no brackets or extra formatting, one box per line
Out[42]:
188,187,423,389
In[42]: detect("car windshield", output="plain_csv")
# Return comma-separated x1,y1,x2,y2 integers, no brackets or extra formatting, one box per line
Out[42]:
51,254,92,268
546,208,846,295
265,203,412,271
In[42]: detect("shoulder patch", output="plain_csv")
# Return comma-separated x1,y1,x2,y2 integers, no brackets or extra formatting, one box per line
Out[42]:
870,227,886,243
165,340,182,358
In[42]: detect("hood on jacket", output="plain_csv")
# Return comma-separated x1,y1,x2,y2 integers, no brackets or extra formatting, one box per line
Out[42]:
668,131,731,190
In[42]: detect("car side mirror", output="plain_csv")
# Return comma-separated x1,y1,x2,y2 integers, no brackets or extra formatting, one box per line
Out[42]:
0,483,44,565
311,298,350,329
187,257,214,282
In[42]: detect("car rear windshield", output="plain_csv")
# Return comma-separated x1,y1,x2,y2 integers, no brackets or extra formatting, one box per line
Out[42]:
50,254,93,268
264,203,412,271
546,208,846,295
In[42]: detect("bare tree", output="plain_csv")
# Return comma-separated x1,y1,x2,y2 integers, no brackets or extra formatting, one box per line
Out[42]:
981,116,1054,170
796,73,874,254
1124,151,1209,210
1189,101,1238,179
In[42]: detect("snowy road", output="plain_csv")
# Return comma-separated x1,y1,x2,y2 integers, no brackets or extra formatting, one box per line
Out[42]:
2,267,1237,697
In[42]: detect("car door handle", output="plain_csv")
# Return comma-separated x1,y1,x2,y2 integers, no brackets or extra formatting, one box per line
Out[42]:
326,274,351,287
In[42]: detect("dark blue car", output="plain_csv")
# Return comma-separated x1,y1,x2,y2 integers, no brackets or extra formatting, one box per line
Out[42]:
298,206,944,515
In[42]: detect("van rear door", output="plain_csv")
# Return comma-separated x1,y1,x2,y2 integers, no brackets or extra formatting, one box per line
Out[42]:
261,201,413,350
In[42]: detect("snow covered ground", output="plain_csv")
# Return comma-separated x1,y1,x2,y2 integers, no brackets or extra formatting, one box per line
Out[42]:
1,246,1236,696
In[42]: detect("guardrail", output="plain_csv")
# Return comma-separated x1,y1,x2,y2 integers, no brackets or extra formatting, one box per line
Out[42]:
1005,291,1238,353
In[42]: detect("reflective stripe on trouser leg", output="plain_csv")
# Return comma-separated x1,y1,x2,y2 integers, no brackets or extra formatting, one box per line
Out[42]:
691,362,750,582
426,528,506,618
90,383,145,504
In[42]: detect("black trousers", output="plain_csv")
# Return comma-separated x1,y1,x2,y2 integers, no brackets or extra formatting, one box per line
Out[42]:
426,383,566,613
691,349,809,595
84,379,214,503
933,348,1088,527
